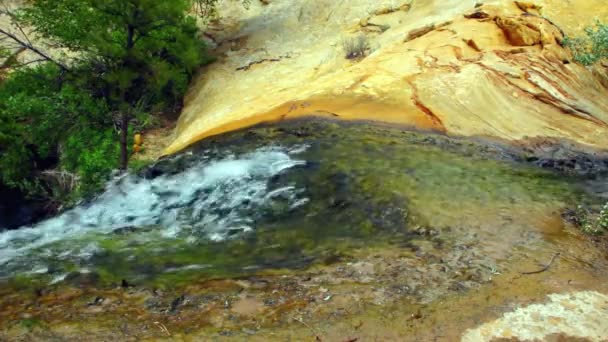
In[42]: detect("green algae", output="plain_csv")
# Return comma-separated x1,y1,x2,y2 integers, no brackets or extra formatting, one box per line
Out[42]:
1,120,595,290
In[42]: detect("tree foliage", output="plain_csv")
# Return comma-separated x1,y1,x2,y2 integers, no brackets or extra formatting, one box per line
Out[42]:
0,64,109,196
0,0,226,209
0,0,253,216
18,0,209,170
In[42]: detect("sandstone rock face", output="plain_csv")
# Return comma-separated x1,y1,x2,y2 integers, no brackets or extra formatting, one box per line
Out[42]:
165,0,608,154
462,291,608,341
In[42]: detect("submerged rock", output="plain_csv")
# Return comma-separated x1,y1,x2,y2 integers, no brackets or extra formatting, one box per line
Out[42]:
64,271,100,288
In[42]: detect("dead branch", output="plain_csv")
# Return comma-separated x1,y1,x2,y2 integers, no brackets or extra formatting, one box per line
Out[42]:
521,252,560,275
40,170,81,193
0,3,69,70
294,316,323,341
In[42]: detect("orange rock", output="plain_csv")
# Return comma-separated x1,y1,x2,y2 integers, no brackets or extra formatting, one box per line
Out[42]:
495,16,542,46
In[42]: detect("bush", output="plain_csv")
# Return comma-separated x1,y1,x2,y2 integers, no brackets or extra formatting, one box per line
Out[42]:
342,35,370,59
61,128,124,196
0,64,115,202
574,203,608,235
564,21,608,65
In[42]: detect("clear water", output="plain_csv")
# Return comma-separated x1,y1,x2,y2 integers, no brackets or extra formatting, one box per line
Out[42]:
0,121,594,287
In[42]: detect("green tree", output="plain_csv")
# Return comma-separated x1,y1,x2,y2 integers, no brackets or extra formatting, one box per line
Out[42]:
0,64,108,196
19,0,207,170
0,0,252,209
565,21,608,66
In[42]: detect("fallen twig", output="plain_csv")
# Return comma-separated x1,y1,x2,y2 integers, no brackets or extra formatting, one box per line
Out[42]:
294,316,322,341
521,252,560,275
153,321,171,336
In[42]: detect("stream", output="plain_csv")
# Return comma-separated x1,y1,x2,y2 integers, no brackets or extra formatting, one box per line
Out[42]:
2,119,608,340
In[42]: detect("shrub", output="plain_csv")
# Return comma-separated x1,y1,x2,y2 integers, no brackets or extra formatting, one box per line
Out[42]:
61,128,124,196
573,203,608,235
564,21,608,65
0,64,117,202
342,35,370,59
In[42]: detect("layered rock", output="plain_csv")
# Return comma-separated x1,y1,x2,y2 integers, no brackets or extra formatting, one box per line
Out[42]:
165,0,608,154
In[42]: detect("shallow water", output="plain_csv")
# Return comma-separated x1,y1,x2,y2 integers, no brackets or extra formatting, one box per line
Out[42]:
2,120,608,340
0,120,599,290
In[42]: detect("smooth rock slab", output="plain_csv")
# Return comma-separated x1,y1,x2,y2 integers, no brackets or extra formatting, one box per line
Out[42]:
462,291,608,341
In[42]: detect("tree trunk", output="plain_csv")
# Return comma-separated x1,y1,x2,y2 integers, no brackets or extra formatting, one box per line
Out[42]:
119,112,129,171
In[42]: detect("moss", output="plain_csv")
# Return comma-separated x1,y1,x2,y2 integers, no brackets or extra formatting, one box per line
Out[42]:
1,120,593,291
18,318,45,330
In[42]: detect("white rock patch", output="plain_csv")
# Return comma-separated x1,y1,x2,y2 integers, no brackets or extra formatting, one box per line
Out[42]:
462,291,608,341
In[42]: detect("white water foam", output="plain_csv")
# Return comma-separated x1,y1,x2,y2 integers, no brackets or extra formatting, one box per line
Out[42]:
0,146,308,273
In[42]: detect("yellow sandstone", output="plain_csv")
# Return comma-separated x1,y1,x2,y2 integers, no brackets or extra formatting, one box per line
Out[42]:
164,0,608,154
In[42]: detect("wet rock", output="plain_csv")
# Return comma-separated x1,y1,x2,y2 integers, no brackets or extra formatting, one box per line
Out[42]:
325,172,353,208
0,184,51,231
561,208,580,225
144,297,164,311
140,156,193,179
413,226,439,237
248,278,270,290
121,279,135,288
169,294,186,313
88,296,105,306
64,272,100,288
448,281,469,292
263,298,277,306
367,197,409,233
321,252,343,265
523,143,608,176
112,226,138,235
389,284,413,296
242,328,257,335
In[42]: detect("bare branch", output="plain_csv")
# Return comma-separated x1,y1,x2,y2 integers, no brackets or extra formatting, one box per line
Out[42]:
0,2,69,71
0,26,69,71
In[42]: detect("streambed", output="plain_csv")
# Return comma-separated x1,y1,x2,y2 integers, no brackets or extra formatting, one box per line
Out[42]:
1,119,608,340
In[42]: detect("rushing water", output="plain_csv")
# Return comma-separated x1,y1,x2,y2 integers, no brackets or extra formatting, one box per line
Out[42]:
0,146,311,279
0,120,600,288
